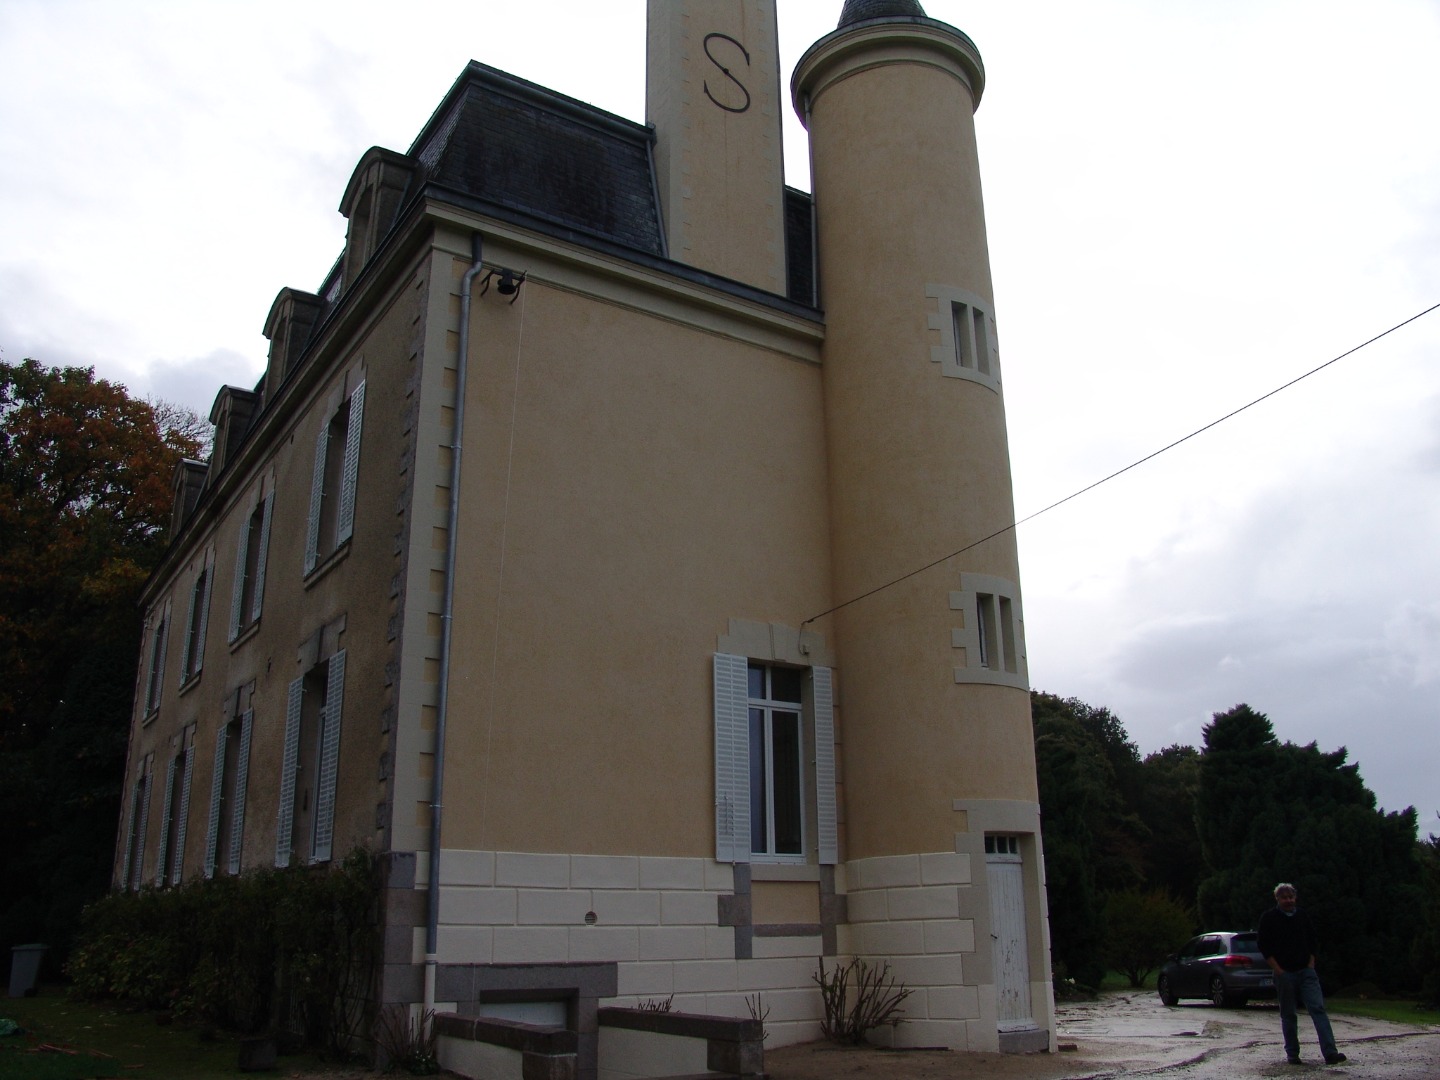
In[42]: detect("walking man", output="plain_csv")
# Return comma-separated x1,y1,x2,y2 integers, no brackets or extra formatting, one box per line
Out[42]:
1257,882,1346,1066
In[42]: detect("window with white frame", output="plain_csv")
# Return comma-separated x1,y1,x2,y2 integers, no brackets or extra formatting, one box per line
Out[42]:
180,554,214,683
749,663,804,858
205,708,253,878
230,492,273,641
304,382,366,575
714,653,836,865
952,573,1028,689
277,650,346,867
985,833,1021,857
155,726,195,887
142,603,170,718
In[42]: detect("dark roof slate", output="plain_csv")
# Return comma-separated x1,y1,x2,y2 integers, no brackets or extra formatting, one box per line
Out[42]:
411,63,665,257
784,188,815,306
837,0,927,27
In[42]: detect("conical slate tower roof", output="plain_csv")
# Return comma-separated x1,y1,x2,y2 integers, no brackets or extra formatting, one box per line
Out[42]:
837,0,927,27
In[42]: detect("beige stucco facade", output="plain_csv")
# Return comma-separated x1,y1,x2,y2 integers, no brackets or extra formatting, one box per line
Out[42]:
117,1,1055,1070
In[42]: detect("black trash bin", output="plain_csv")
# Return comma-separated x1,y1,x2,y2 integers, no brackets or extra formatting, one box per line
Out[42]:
8,944,47,997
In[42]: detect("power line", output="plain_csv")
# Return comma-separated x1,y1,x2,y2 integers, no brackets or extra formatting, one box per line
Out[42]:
802,300,1440,629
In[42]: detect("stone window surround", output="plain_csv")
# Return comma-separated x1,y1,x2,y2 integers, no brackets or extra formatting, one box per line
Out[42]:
950,572,1027,690
926,283,1000,393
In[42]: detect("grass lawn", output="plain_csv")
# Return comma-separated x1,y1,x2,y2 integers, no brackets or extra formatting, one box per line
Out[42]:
0,989,359,1080
1326,995,1440,1027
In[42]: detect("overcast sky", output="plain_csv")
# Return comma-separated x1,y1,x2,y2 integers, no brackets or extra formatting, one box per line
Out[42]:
3,0,1437,832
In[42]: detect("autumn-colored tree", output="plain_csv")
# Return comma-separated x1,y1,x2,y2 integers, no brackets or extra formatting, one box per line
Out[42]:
0,359,202,742
0,357,206,969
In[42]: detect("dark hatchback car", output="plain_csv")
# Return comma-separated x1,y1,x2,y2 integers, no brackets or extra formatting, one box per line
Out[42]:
1158,931,1276,1007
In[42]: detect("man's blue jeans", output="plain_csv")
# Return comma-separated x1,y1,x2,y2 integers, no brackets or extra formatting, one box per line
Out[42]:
1277,967,1338,1061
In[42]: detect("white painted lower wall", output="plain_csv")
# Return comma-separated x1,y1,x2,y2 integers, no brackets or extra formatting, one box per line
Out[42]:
415,847,1039,1052
597,1026,710,1080
438,1035,523,1080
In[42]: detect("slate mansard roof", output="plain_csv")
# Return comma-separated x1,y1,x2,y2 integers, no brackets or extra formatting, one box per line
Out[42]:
412,62,667,257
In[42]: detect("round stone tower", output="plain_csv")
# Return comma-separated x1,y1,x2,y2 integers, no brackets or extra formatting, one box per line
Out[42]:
794,2,1053,1050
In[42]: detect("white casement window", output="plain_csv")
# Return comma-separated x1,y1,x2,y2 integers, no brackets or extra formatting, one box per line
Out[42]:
304,382,366,575
142,602,171,718
714,654,836,865
952,573,1028,689
276,650,346,867
155,727,195,887
120,757,153,892
229,492,274,641
927,284,1000,392
204,709,253,878
180,551,215,683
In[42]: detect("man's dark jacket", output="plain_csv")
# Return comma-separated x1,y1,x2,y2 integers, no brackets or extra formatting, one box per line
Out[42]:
1257,906,1318,972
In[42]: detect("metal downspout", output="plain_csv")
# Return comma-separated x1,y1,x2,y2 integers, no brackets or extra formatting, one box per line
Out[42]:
424,233,485,1019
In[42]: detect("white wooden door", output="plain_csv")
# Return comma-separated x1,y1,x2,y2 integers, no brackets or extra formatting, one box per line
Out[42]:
987,844,1034,1030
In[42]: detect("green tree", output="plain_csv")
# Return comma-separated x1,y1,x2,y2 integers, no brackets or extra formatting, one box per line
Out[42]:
1032,692,1148,987
1415,830,1440,1003
1196,704,1424,991
1103,889,1194,988
1136,744,1204,907
0,358,206,971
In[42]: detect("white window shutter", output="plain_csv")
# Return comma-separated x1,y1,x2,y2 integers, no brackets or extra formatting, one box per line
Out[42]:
304,427,328,574
204,728,226,878
812,666,838,865
312,651,346,863
229,520,250,642
171,744,195,885
336,382,365,546
181,577,199,683
156,757,177,887
141,618,156,713
194,560,213,669
251,493,274,619
276,679,304,867
121,777,142,889
713,653,750,864
228,710,253,876
154,617,169,709
132,772,151,891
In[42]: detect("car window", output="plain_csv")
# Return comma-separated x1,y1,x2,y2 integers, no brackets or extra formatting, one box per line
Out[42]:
1232,933,1259,953
1179,937,1203,958
1200,935,1222,956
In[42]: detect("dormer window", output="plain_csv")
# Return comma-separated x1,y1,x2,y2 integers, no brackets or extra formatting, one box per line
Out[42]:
338,147,416,291
207,385,261,478
262,290,323,403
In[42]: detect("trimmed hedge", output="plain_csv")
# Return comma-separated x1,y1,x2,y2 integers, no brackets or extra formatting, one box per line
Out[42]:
67,848,379,1054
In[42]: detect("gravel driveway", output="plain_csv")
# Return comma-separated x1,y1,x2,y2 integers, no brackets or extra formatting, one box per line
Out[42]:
764,990,1440,1080
1049,989,1440,1078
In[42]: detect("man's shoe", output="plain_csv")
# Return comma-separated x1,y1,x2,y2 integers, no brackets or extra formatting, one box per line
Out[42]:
1324,1052,1347,1065
1286,1056,1303,1065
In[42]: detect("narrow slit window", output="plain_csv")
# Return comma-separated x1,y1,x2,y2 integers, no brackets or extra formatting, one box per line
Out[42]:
998,596,1017,674
952,301,974,370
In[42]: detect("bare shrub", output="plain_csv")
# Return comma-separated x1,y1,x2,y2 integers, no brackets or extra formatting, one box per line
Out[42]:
813,957,913,1044
375,1005,438,1074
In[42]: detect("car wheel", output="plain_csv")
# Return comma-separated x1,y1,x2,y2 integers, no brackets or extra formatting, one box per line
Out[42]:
1158,974,1178,1007
1209,975,1228,1007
